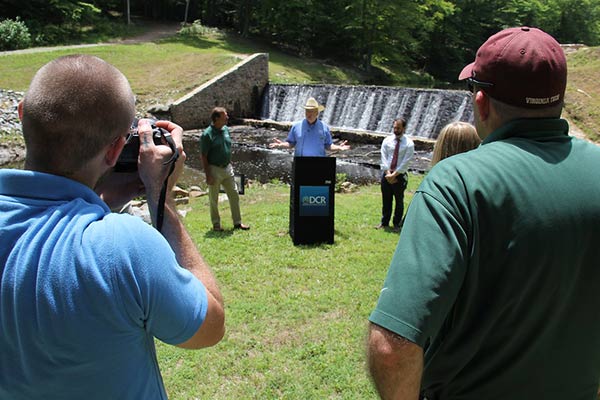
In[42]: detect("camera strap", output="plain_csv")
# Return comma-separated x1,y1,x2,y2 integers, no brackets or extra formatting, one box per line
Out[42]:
156,132,180,232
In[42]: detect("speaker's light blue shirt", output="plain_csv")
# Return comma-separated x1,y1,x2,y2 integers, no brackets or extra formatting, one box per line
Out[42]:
286,119,333,157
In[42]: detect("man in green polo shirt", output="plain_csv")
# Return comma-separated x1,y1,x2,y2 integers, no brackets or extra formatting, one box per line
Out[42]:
367,27,600,399
200,107,249,231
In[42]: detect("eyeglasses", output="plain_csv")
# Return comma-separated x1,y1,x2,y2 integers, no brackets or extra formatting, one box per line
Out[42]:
466,77,494,93
112,127,134,146
125,127,135,144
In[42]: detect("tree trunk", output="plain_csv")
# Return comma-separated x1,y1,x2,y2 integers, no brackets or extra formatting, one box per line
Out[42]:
125,0,131,24
361,0,371,71
184,0,190,23
205,0,217,26
238,0,252,37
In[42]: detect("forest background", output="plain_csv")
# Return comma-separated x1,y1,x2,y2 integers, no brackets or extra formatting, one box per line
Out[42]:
2,0,600,84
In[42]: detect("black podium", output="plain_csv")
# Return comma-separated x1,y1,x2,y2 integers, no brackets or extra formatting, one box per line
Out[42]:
290,156,336,245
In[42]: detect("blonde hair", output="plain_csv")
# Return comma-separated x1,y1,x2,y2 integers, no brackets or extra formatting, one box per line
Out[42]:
431,122,481,166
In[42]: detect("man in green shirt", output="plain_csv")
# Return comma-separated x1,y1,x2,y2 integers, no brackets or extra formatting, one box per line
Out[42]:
200,107,249,231
368,27,600,399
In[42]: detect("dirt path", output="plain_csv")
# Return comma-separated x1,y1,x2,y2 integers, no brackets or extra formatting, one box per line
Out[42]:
110,20,181,44
0,20,181,57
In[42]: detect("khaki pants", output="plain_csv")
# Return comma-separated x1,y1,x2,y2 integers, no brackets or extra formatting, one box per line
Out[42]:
207,164,242,227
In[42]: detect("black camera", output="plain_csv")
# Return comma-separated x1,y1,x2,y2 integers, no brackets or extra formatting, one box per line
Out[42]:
115,119,172,173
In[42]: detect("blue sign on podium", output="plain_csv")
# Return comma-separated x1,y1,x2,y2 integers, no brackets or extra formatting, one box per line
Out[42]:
299,186,330,216
290,157,336,245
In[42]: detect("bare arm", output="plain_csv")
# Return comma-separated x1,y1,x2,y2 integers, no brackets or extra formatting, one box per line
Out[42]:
269,138,293,149
367,323,424,400
328,140,351,152
156,197,225,348
138,119,225,348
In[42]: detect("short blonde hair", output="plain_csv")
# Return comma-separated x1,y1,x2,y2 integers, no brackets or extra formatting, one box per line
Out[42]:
431,122,481,166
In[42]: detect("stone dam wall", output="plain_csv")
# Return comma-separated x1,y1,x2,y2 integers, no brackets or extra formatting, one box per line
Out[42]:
167,53,269,130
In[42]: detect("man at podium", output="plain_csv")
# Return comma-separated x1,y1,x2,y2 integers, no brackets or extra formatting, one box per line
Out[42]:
269,97,349,245
269,97,350,156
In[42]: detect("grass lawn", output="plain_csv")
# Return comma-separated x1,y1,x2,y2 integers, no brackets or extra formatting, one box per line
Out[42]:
157,175,423,399
0,27,434,119
563,46,600,142
0,40,371,116
0,42,243,113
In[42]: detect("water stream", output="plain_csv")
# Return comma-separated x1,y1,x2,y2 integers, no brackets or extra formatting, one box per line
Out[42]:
182,126,433,187
261,84,473,139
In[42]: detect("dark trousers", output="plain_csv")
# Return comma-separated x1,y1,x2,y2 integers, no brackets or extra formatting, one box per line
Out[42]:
380,172,408,227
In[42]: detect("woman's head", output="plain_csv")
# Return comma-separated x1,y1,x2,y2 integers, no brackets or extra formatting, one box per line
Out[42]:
431,122,481,166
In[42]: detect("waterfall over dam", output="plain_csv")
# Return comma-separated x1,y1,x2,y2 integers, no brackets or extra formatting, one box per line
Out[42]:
260,84,474,140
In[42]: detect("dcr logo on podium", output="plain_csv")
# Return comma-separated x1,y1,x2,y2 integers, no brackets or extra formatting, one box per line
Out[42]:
299,186,330,216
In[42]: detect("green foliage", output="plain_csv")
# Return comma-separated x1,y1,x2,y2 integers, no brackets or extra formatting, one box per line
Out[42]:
335,172,348,192
423,0,600,81
246,0,454,74
0,18,32,50
552,0,600,45
178,19,222,39
34,1,102,45
2,0,600,82
1,0,126,46
197,0,593,82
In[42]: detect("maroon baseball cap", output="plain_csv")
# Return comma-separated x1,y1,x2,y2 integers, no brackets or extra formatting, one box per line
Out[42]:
459,27,567,108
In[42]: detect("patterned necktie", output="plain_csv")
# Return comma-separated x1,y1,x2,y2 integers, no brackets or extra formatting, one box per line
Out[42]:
390,137,400,170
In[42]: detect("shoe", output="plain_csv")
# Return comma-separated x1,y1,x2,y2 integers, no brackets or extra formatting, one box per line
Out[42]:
234,223,250,230
213,224,224,231
375,224,388,230
392,225,402,233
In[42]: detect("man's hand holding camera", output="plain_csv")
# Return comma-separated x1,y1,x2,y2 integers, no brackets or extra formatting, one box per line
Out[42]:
136,119,185,204
96,119,185,213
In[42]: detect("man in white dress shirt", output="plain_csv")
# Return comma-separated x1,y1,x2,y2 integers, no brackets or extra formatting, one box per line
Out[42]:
377,117,414,231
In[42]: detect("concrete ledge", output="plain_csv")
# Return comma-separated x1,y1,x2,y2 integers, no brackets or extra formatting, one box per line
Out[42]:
239,118,435,151
169,53,269,130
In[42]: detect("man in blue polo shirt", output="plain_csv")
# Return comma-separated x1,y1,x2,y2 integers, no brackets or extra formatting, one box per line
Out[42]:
367,27,600,399
0,55,225,399
269,97,350,156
